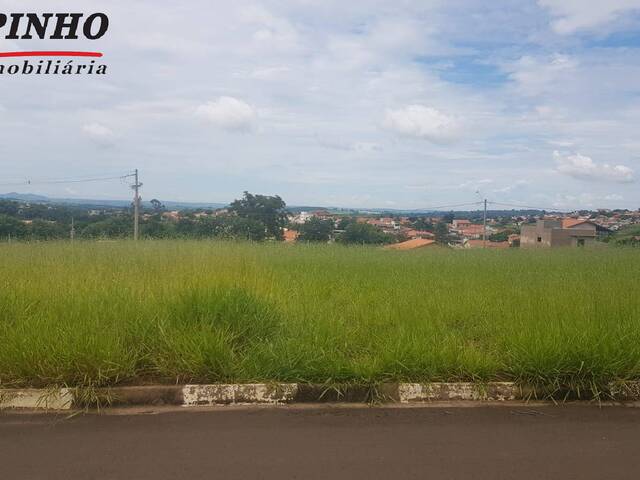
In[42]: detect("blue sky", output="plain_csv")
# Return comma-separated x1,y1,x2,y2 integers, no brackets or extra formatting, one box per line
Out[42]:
1,0,640,209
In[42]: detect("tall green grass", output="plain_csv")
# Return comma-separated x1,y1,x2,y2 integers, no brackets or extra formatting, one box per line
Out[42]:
1,241,639,395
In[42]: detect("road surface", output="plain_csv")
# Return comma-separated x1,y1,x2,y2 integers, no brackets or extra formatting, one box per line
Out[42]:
2,404,640,479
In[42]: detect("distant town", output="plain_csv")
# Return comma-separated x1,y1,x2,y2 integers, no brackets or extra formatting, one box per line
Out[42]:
1,192,639,248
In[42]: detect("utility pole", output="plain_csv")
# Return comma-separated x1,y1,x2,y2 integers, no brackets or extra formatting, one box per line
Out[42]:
131,169,142,241
70,217,75,242
483,198,487,248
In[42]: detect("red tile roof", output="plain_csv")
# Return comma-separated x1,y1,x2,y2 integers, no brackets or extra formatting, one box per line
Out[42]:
460,225,485,234
562,218,592,228
283,229,299,242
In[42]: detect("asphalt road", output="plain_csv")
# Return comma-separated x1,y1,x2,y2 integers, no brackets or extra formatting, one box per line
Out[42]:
2,404,640,480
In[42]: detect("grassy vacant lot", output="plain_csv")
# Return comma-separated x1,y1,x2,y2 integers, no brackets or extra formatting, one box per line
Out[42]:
0,241,639,395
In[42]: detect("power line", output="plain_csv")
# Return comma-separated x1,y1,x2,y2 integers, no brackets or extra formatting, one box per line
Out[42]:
414,201,483,211
131,169,142,241
488,201,566,212
0,173,135,188
0,170,141,242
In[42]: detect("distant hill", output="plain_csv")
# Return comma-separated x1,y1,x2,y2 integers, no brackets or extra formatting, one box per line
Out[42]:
1,192,552,216
0,192,227,210
0,192,51,202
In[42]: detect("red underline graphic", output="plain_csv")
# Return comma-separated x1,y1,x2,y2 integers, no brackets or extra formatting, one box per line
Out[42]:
0,51,103,58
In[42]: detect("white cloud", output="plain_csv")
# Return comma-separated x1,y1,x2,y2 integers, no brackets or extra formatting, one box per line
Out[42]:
82,123,113,138
249,66,291,80
492,180,529,194
195,97,257,132
383,105,460,143
507,54,578,96
538,0,640,34
551,192,626,209
82,123,115,146
2,1,640,209
554,151,635,183
456,178,493,190
240,5,301,53
315,136,381,154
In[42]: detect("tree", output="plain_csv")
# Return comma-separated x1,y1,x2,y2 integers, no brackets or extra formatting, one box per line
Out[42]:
441,212,455,224
298,217,333,242
489,230,514,242
223,217,266,241
80,216,132,239
337,216,357,230
228,192,287,240
434,222,449,244
150,199,165,212
0,201,21,217
141,217,176,238
0,214,27,239
28,219,67,240
411,216,433,231
339,223,392,245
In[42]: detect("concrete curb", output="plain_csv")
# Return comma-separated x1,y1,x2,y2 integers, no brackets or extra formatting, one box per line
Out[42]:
2,381,638,410
398,382,523,402
0,388,73,410
183,384,298,406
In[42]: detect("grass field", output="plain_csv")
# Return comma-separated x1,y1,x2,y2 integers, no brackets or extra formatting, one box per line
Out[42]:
1,241,639,396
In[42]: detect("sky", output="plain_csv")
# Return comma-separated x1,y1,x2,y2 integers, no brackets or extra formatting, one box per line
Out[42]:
1,0,640,210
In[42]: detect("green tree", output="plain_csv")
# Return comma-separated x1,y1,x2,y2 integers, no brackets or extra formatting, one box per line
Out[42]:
150,199,165,212
489,231,511,242
0,201,21,217
441,212,455,224
339,223,392,245
27,219,67,240
298,217,334,242
411,217,433,231
0,214,27,239
228,192,288,240
80,216,132,239
223,217,267,241
434,222,449,244
141,217,176,239
336,216,357,230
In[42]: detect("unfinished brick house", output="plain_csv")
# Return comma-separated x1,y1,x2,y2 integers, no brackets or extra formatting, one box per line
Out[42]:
520,219,601,248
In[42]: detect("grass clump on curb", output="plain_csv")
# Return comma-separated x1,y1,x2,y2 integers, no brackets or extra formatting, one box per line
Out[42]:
0,240,639,397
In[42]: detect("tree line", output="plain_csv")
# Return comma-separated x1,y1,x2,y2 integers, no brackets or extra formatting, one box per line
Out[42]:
0,192,408,245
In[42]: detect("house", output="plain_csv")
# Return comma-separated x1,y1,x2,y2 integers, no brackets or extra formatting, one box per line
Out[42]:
507,234,520,247
367,217,398,229
283,229,299,243
289,209,334,224
384,238,436,250
403,229,434,239
289,211,313,224
458,224,489,239
367,217,399,234
161,211,181,221
520,219,600,248
312,209,332,218
452,219,471,229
